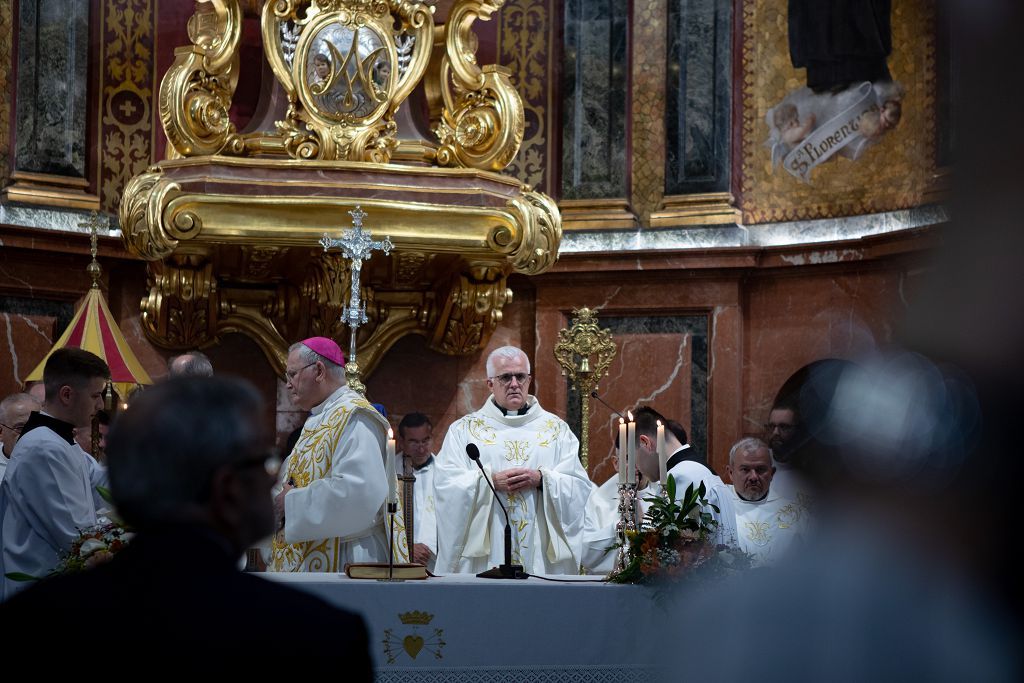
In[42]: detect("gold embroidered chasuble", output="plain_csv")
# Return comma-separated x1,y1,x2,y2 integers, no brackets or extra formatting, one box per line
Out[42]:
433,396,593,575
712,484,810,567
270,386,390,572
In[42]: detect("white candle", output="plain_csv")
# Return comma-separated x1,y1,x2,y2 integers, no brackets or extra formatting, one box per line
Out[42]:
617,418,627,485
657,420,667,484
626,412,636,485
386,427,397,505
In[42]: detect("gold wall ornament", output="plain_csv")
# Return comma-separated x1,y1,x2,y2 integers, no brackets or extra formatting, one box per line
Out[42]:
432,0,525,171
260,0,434,162
553,308,618,470
160,0,244,157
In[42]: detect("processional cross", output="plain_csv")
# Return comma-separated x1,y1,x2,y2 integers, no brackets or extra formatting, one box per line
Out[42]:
320,206,393,393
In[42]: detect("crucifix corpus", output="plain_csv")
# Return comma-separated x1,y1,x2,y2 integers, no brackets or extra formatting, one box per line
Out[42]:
320,206,393,394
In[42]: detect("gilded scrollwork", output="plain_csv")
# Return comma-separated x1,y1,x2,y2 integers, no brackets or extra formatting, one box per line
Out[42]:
119,168,183,261
433,0,524,171
160,0,244,157
492,189,561,275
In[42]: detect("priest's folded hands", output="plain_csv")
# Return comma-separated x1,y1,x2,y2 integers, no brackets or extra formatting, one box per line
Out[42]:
493,467,542,492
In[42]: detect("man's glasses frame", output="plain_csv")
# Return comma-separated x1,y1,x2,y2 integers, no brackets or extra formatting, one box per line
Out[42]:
491,372,531,386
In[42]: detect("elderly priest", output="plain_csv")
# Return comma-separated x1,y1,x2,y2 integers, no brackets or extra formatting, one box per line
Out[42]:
434,346,593,575
268,337,391,572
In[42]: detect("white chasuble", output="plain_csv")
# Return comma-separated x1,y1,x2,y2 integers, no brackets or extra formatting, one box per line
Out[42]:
270,386,390,572
434,397,593,575
713,485,808,567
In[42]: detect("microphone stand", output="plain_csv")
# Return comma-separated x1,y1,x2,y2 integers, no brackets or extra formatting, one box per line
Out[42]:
469,452,527,580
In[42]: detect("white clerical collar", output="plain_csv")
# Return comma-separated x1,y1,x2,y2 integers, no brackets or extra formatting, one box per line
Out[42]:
310,385,350,416
483,395,541,426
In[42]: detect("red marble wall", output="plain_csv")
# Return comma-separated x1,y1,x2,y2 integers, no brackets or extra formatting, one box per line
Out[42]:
0,225,936,478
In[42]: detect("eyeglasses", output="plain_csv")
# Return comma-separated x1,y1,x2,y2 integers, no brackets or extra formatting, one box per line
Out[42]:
491,373,530,386
285,362,317,382
764,422,796,434
0,422,23,435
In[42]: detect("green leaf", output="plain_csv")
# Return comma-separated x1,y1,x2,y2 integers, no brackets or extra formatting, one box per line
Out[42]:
95,486,115,505
4,572,40,582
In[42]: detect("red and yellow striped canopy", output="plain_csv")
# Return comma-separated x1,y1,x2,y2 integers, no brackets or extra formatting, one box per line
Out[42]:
25,287,153,398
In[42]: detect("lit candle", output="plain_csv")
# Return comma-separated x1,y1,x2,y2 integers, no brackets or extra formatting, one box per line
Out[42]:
626,411,636,485
657,420,667,484
617,418,627,485
386,427,397,505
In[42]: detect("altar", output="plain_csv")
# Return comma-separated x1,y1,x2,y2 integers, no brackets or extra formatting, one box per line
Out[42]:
262,573,667,682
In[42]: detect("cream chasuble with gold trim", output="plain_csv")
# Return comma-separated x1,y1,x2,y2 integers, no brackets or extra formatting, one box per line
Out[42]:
434,396,593,575
270,385,390,572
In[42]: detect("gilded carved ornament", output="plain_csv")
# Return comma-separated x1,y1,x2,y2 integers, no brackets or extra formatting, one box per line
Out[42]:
125,0,559,380
432,0,525,171
159,0,244,157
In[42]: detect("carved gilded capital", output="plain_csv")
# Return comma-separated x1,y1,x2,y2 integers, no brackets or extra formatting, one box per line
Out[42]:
141,258,219,349
433,0,524,171
160,0,244,157
429,272,511,355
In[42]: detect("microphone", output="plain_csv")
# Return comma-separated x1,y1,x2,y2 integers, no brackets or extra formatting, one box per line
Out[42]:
590,391,624,419
466,443,527,580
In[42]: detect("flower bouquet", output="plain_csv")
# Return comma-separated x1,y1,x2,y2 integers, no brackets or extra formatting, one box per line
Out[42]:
4,487,132,583
607,474,751,585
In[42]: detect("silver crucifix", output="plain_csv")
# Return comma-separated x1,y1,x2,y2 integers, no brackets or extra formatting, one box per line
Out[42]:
320,206,393,370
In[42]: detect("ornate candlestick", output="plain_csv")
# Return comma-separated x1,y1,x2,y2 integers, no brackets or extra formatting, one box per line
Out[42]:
613,482,640,573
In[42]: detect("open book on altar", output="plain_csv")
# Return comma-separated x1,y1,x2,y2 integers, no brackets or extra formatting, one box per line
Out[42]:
344,563,429,580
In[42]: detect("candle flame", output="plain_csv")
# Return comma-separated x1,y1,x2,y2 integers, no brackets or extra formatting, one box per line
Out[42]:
619,417,625,424
627,410,634,421
657,419,662,427
388,427,394,439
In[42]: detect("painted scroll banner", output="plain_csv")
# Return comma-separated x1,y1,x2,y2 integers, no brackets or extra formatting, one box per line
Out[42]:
766,81,904,184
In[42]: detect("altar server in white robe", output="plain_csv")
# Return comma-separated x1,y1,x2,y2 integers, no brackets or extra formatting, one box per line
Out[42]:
394,412,438,571
434,346,593,575
0,349,109,600
268,337,390,572
712,437,808,565
633,407,722,501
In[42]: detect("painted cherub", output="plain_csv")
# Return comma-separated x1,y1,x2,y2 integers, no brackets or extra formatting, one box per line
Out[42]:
773,103,817,146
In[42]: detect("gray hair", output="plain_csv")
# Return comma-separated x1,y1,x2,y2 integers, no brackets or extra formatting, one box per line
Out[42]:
168,351,214,378
485,346,530,377
0,393,40,422
288,341,346,381
108,377,265,528
729,436,774,467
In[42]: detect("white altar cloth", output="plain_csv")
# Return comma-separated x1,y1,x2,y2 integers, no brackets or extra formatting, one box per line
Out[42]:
262,573,666,682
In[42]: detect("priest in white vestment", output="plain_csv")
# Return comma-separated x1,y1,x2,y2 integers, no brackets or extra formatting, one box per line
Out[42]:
712,437,807,565
0,349,109,600
393,412,438,571
434,346,593,575
268,338,390,572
